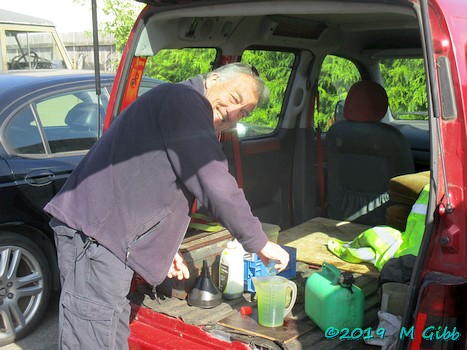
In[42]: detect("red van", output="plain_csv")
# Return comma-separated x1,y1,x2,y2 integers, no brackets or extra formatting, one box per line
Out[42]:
105,0,467,349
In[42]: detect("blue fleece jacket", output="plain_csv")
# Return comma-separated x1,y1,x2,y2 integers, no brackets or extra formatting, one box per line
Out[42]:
44,76,268,286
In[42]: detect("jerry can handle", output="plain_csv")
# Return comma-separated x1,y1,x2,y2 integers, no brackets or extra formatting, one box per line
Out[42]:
322,262,341,285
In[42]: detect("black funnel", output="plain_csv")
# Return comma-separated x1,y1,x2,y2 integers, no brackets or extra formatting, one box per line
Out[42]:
187,260,222,308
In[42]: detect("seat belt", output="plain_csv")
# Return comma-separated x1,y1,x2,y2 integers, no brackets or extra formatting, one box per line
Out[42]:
308,84,326,216
221,129,244,189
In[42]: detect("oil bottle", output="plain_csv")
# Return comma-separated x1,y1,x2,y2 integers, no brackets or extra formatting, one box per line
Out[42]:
218,239,245,300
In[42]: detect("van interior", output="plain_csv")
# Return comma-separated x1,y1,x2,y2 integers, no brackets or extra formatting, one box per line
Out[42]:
107,1,463,349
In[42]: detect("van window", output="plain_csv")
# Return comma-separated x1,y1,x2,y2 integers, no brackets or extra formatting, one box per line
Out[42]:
144,48,218,82
380,58,428,121
240,49,295,138
316,55,361,131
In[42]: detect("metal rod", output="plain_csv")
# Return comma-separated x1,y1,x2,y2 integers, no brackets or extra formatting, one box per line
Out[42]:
91,0,102,137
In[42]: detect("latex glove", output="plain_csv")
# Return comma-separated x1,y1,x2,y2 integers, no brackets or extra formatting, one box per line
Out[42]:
167,252,190,280
257,241,290,272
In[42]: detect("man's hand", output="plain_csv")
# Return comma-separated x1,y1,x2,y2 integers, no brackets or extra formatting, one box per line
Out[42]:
167,252,190,280
257,241,290,272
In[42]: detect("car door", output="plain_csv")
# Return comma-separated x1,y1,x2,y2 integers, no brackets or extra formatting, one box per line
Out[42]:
2,83,111,219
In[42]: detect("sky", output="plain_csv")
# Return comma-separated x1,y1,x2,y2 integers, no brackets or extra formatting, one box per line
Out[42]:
1,0,111,33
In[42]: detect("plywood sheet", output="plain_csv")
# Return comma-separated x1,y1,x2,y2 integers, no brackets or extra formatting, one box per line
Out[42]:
277,217,380,277
217,307,315,344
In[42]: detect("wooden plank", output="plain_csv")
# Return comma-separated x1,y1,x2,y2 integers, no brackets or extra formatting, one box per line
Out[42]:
278,217,380,277
217,306,315,344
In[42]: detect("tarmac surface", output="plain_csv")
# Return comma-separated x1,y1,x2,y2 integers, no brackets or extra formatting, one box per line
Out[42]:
1,292,59,350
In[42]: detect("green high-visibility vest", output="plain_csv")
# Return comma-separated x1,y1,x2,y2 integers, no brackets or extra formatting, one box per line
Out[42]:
327,184,429,270
395,184,429,257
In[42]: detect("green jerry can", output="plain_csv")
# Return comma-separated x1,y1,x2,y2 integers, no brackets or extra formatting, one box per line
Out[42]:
305,262,364,332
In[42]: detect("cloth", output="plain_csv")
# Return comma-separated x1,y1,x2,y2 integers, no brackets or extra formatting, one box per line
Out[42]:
327,226,402,270
327,184,429,270
52,217,134,350
364,310,401,350
44,76,268,286
378,254,416,289
394,184,429,257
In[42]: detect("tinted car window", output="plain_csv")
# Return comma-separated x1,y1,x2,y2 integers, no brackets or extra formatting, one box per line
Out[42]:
4,88,110,155
4,105,45,154
37,89,107,153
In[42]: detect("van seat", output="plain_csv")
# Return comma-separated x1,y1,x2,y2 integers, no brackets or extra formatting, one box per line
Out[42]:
386,171,430,231
326,81,415,226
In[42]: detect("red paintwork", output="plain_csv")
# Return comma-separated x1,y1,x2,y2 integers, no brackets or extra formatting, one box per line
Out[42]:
104,7,149,132
128,304,249,350
417,0,467,279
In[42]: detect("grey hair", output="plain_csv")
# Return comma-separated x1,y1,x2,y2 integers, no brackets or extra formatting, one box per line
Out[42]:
205,62,270,107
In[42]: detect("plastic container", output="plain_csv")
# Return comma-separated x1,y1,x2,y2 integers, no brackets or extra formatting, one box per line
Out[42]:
253,275,297,327
218,239,245,299
381,282,409,316
305,262,364,331
244,245,297,292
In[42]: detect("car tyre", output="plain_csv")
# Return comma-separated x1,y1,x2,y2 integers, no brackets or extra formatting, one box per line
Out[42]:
0,231,52,346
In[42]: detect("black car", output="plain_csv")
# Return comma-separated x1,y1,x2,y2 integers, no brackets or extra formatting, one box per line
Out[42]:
0,70,160,345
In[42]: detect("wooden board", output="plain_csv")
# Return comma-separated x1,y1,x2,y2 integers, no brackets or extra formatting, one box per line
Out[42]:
277,217,380,277
217,306,315,344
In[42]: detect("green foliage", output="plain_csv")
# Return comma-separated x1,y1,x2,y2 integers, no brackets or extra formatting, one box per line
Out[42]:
99,0,143,52
316,56,361,130
380,59,427,120
241,50,295,128
144,49,216,82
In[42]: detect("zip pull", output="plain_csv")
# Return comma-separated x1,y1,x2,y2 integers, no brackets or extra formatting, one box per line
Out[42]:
125,245,131,267
125,235,140,267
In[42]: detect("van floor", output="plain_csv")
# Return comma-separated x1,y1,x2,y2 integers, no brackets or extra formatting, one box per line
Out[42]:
129,217,381,350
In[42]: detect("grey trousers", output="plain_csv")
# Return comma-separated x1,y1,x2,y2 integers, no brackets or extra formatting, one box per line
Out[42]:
51,218,135,350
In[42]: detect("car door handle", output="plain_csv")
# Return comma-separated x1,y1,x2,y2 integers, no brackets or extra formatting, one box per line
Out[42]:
25,170,56,186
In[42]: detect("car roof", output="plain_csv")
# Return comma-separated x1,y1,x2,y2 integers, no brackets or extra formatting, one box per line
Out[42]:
0,70,116,114
0,69,115,86
0,70,164,118
0,70,114,96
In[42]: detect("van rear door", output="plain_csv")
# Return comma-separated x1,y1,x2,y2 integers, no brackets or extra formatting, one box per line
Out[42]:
400,0,467,349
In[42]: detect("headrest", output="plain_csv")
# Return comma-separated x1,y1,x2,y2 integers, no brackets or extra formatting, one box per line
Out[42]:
344,81,388,122
65,102,103,131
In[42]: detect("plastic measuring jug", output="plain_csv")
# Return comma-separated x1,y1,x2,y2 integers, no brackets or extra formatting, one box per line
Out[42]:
252,275,297,327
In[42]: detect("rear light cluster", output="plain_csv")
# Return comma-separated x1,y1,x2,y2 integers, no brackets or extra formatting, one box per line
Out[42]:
408,273,466,350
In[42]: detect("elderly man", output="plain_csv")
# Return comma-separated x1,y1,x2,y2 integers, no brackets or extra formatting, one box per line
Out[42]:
44,62,290,349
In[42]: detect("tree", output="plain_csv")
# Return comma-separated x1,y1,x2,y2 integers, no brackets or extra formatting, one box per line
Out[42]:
74,0,143,70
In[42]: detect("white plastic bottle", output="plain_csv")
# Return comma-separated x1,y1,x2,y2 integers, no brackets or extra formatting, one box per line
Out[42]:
218,239,245,300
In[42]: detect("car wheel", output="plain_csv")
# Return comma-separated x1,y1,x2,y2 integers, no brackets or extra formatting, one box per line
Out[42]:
0,232,52,346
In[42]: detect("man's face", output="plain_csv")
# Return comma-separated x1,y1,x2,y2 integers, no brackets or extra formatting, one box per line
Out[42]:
205,73,259,131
